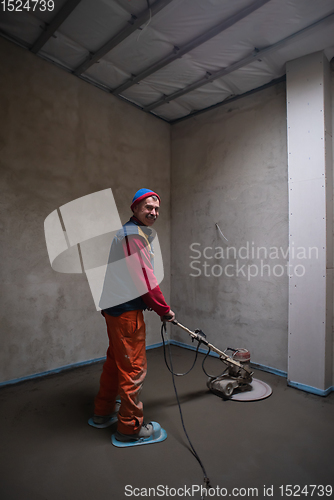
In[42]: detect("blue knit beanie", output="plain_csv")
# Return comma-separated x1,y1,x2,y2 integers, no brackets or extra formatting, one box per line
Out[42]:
131,188,160,211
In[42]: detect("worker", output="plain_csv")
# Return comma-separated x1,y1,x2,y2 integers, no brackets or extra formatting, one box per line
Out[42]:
90,188,175,445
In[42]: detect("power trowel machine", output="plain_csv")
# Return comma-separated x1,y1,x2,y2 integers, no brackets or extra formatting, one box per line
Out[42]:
167,320,253,399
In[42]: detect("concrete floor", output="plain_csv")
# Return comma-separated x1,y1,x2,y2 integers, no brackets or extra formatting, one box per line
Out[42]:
0,346,333,500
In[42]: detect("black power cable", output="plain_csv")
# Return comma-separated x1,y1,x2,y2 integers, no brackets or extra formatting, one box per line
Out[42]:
161,323,211,497
162,325,201,376
201,347,228,379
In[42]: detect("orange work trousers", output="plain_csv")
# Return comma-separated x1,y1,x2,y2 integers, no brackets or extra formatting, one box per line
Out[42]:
94,310,147,435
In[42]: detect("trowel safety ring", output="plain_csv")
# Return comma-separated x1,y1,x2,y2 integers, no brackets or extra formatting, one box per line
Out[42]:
229,378,272,401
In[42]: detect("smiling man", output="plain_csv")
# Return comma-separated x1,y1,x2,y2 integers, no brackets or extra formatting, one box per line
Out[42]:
132,189,160,226
91,188,175,445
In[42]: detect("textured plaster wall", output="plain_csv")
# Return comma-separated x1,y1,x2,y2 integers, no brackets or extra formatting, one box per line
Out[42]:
0,38,171,384
332,65,334,386
1,35,332,387
171,83,289,372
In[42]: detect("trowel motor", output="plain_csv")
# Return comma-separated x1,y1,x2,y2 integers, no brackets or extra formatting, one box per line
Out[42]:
169,320,253,399
207,348,252,398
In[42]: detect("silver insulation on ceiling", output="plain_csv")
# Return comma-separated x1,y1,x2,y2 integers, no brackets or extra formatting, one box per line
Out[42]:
1,0,334,122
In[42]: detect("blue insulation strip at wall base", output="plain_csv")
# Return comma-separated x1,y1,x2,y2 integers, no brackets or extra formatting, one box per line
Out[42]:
170,339,286,377
0,356,107,388
166,340,334,396
250,361,287,378
0,345,165,387
0,340,333,396
287,380,333,397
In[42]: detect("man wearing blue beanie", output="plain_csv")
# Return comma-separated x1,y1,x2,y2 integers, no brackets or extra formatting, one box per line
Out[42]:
91,188,175,446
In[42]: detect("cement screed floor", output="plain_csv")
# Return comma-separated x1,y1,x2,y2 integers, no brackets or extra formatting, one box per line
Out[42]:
0,345,333,500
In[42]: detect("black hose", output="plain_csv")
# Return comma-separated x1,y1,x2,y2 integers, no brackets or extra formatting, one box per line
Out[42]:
161,324,201,376
201,347,228,379
161,323,211,495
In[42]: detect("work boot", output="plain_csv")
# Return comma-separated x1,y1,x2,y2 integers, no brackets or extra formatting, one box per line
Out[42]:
93,414,115,425
114,422,154,442
91,400,120,427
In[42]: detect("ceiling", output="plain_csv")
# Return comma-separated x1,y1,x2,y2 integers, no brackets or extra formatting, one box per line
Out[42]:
1,0,334,123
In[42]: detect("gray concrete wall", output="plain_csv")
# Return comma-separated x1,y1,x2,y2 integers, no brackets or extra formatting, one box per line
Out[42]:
0,38,171,384
1,36,333,388
332,65,334,387
170,82,289,372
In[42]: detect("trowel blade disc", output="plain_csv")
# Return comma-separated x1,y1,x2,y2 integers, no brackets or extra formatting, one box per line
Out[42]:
230,378,272,401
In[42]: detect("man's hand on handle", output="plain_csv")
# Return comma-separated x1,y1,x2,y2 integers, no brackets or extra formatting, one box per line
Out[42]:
161,309,176,322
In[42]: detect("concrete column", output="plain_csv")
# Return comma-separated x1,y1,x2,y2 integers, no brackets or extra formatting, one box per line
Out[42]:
286,51,333,395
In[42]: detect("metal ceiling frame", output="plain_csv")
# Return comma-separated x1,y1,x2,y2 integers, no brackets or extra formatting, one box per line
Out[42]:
144,10,334,112
73,0,174,76
0,27,167,121
169,75,286,124
1,1,333,124
112,0,271,96
30,0,82,54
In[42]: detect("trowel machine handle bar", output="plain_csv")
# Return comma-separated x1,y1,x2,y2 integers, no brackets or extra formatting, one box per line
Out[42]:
170,320,252,375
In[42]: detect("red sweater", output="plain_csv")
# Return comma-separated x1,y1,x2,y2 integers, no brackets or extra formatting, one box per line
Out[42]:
122,231,170,317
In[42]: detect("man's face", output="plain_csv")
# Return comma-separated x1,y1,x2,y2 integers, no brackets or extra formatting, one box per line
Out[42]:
133,196,160,226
